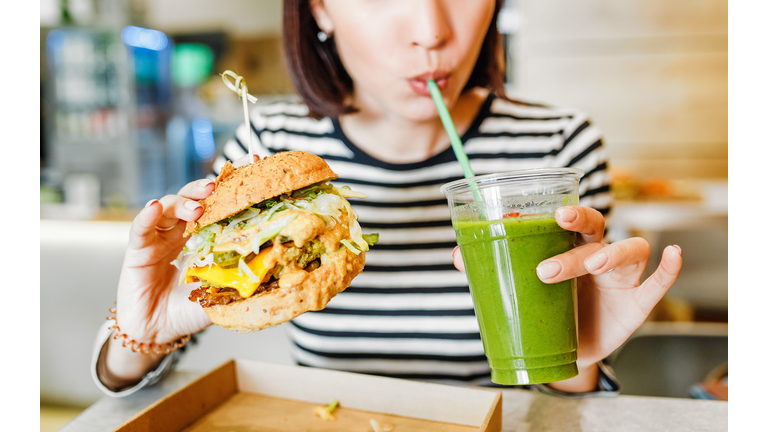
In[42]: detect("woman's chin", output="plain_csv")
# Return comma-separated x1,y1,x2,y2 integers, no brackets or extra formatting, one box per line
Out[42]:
354,89,458,123
392,97,446,123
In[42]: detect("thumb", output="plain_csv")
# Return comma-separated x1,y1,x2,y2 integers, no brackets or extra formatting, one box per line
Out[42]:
452,246,465,273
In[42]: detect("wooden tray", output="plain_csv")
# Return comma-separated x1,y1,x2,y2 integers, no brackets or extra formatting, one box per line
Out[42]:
114,359,502,432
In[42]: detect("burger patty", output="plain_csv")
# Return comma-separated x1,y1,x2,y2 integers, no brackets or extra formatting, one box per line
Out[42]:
188,258,322,308
189,278,280,308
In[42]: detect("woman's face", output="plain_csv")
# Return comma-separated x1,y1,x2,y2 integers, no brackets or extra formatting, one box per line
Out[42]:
312,0,496,122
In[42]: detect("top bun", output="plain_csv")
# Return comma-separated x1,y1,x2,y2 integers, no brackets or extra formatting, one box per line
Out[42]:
184,151,338,237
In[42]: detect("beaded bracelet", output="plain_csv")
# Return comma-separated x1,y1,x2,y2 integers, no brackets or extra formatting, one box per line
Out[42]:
107,307,191,355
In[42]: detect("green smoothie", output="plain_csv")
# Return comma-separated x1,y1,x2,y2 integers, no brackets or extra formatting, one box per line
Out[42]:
456,214,578,385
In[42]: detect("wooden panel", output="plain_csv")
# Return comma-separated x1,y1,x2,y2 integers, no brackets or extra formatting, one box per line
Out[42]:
526,34,727,57
610,158,728,180
520,0,727,41
608,141,727,160
518,52,727,147
513,0,728,179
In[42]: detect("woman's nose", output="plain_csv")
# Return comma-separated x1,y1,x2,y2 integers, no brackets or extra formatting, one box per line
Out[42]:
410,0,452,50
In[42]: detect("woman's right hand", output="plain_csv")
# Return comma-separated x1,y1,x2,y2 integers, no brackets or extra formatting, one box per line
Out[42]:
116,153,258,344
114,178,218,347
102,156,259,388
102,178,218,388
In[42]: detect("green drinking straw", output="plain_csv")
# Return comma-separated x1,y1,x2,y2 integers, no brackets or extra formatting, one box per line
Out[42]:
427,81,475,178
427,80,483,202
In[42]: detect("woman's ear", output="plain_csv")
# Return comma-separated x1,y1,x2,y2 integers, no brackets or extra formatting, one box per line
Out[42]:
310,0,335,34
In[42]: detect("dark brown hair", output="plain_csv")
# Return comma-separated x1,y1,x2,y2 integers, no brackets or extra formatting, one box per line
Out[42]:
283,0,507,119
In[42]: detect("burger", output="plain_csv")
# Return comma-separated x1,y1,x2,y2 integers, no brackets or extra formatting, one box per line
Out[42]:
174,151,376,333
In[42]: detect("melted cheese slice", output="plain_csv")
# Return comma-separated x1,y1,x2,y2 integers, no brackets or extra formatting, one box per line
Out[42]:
186,247,273,298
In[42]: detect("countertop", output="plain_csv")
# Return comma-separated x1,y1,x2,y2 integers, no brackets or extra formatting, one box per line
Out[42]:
60,370,726,432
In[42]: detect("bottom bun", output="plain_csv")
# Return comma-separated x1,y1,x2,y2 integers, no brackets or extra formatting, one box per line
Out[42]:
203,248,365,333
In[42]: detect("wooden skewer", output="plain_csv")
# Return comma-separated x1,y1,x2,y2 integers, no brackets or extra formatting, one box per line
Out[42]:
221,71,259,163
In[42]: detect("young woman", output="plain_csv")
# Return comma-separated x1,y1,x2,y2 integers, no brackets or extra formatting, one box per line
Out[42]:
92,0,682,397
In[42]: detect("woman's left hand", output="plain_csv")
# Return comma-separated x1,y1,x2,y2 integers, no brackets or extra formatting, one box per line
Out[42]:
452,205,683,393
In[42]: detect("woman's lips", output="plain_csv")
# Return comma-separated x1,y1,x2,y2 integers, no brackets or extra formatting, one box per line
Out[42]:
408,72,449,97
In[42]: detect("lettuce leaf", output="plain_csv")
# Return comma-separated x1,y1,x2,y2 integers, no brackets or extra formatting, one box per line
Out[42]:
175,181,373,282
250,212,298,254
340,239,361,255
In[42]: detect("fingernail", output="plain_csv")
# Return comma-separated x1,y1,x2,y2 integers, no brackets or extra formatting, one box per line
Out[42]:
671,245,682,256
144,199,158,209
584,252,609,272
184,200,202,211
199,179,214,187
452,246,460,259
537,260,562,280
557,207,578,222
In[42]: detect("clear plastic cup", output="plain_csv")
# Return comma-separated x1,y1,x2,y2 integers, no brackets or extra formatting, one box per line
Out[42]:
441,168,584,385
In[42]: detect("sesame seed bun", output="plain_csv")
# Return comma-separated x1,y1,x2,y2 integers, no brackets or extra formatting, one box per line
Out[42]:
184,150,338,237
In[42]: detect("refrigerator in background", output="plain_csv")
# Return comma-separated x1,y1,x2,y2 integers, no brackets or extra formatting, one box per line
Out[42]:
42,25,174,211
42,25,229,213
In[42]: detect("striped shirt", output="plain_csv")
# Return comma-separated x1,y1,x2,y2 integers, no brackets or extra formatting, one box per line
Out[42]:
213,93,612,386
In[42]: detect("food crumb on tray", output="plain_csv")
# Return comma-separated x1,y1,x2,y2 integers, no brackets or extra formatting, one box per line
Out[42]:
314,398,339,421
